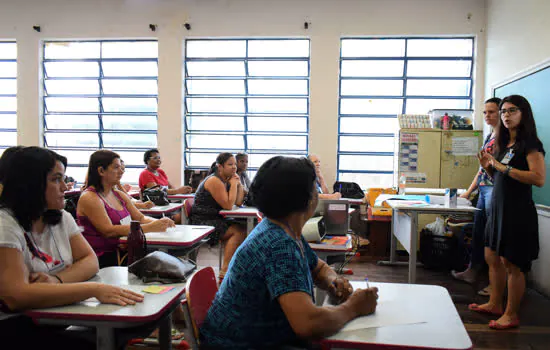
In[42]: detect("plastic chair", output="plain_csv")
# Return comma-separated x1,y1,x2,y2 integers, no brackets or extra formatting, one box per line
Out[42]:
182,197,194,224
185,267,218,345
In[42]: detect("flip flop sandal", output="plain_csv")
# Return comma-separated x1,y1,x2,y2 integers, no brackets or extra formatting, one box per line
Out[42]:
468,303,504,316
478,286,491,296
489,319,520,330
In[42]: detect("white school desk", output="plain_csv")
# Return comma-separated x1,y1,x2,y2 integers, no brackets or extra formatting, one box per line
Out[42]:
404,187,466,196
342,197,364,206
140,202,185,219
128,190,140,199
26,267,185,350
120,225,214,250
219,207,261,234
321,281,472,350
381,200,476,284
309,234,354,262
167,193,195,201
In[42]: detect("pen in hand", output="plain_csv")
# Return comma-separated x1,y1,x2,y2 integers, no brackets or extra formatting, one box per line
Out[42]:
365,277,370,289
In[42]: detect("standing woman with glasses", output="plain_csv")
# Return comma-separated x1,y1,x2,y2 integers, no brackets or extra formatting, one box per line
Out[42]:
469,95,545,330
0,147,143,348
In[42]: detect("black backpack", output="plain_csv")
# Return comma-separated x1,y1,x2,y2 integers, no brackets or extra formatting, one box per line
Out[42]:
332,181,364,199
142,185,169,206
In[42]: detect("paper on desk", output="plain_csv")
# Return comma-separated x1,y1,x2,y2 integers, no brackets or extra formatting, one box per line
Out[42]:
339,300,427,333
142,286,174,294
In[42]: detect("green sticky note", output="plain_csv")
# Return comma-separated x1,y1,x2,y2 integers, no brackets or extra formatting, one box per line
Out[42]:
474,131,480,136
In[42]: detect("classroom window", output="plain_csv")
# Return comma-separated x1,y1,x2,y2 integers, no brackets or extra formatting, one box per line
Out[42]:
338,37,474,188
184,39,310,174
0,42,17,154
43,40,158,184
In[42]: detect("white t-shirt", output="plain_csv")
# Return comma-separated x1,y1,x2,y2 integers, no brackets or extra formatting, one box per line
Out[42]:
0,209,80,320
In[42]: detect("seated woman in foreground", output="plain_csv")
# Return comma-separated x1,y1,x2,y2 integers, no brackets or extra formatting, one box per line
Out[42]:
190,152,246,283
0,147,143,348
77,150,174,268
200,156,378,349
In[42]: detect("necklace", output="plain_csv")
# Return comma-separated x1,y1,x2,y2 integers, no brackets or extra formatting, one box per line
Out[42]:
283,221,305,258
147,167,159,176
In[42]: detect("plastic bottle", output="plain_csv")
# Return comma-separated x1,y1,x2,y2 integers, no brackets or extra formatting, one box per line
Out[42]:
442,113,450,130
398,173,407,195
127,220,147,265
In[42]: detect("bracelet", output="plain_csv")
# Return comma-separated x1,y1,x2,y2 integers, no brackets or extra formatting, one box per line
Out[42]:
53,275,63,284
504,165,512,176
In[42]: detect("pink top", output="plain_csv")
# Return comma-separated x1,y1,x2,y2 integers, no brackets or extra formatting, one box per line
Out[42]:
77,188,131,256
139,168,169,191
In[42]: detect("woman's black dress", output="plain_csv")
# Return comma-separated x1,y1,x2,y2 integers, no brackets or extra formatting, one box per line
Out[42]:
485,139,545,272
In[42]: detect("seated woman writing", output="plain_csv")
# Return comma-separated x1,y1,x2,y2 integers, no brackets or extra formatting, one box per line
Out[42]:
0,147,143,348
200,156,378,349
308,154,341,200
190,152,246,283
77,150,174,268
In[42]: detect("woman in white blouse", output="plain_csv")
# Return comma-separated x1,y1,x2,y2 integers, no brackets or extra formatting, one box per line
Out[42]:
0,147,143,348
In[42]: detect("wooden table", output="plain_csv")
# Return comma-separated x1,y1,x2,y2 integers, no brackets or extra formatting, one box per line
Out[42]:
321,281,472,350
380,200,476,283
26,267,186,350
219,207,261,234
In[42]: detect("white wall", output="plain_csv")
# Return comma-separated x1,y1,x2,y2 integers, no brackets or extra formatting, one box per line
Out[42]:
485,0,550,296
0,0,487,186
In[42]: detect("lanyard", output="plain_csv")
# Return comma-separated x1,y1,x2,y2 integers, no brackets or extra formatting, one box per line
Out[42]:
23,227,65,272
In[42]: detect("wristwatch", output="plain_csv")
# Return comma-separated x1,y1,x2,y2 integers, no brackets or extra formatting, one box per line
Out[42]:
503,165,512,176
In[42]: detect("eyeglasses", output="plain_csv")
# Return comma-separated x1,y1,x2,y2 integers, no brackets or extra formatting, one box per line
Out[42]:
149,156,161,160
500,107,520,115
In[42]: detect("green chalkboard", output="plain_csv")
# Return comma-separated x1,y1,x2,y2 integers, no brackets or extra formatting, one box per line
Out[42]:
494,65,550,206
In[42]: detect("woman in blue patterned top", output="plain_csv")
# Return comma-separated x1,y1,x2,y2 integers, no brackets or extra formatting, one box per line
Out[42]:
453,97,501,296
200,156,378,349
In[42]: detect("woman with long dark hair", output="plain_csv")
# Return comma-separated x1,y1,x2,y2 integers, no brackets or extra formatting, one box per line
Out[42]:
191,152,246,283
469,95,545,329
77,150,174,268
0,147,143,348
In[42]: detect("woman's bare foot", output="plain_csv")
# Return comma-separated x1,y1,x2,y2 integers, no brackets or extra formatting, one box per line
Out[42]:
489,313,520,329
469,302,504,316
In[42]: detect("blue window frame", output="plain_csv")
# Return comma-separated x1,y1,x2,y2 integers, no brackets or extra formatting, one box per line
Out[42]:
338,37,475,188
0,42,17,154
184,39,310,176
42,40,159,184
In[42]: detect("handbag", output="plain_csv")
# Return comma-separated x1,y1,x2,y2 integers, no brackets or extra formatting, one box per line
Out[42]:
142,185,169,206
333,181,365,199
128,251,197,283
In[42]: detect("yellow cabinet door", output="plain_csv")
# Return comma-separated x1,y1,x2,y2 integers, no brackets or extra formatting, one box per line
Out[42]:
440,130,483,189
